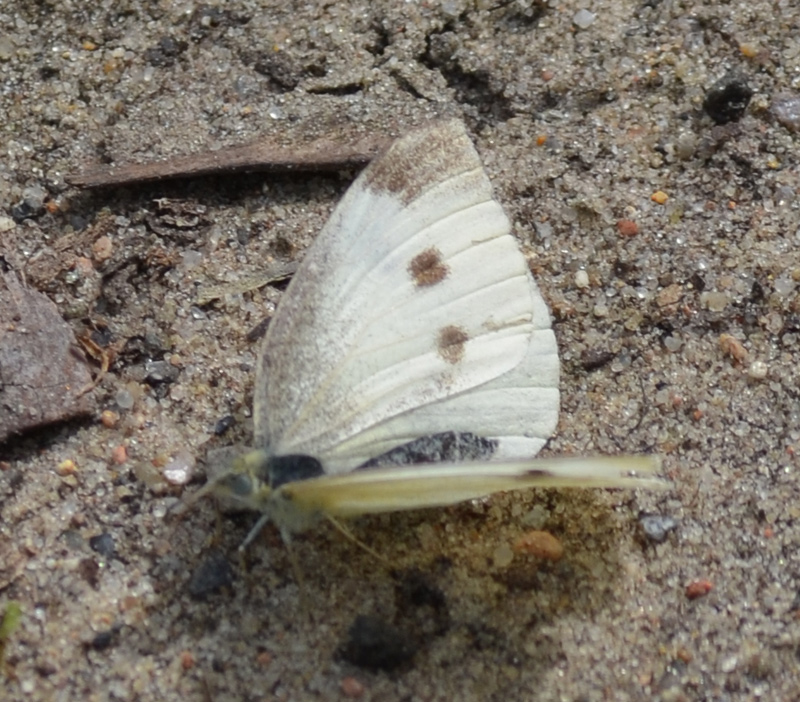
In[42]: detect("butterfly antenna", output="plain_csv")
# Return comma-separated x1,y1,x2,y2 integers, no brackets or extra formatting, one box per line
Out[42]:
325,515,391,566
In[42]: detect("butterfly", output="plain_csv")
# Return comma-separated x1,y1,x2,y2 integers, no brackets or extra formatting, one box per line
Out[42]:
187,120,662,549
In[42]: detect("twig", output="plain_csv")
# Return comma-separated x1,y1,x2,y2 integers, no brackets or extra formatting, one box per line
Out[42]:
66,133,392,189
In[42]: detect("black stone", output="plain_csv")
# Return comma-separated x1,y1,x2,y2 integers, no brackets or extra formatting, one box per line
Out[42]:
703,72,753,125
188,550,235,599
89,532,116,559
214,415,236,435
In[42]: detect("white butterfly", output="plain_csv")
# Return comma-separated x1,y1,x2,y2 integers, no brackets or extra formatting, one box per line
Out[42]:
189,120,662,547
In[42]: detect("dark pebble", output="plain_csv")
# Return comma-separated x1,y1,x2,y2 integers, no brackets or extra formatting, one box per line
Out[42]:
703,72,752,124
580,348,616,371
188,550,235,598
144,360,180,384
90,629,116,650
214,415,236,435
143,36,188,67
89,532,116,559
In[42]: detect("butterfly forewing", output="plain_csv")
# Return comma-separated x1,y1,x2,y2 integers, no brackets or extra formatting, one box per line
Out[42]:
254,120,555,472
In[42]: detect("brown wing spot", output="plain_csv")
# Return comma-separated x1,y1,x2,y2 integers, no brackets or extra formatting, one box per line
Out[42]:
437,325,469,364
409,247,449,287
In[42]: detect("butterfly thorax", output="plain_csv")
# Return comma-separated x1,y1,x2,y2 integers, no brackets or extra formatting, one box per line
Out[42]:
203,449,328,535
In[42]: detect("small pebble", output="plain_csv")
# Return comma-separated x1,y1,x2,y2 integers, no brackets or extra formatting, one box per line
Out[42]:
22,185,47,213
513,530,564,561
90,630,116,650
640,515,678,543
617,219,639,237
651,190,669,205
657,283,682,307
771,93,800,133
703,72,752,124
100,410,120,428
92,235,113,262
56,459,77,476
676,131,697,160
89,532,116,559
115,388,135,411
20,680,35,694
144,360,180,384
574,269,590,289
214,415,236,435
111,445,127,465
492,543,515,568
739,42,759,58
748,360,768,379
664,335,682,353
719,333,748,362
162,450,196,485
685,579,713,600
188,550,234,598
340,676,366,699
701,291,729,312
179,651,195,670
572,9,596,29
581,348,615,371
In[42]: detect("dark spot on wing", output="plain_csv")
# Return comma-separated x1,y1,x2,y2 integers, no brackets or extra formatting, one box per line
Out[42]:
358,431,498,469
408,247,448,287
524,469,550,478
437,325,468,364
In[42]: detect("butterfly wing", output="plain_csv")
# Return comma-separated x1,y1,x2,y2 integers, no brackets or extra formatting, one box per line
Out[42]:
327,319,559,467
276,456,665,518
255,120,558,473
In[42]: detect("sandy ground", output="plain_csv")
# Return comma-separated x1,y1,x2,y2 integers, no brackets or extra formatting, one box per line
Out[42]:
2,1,800,700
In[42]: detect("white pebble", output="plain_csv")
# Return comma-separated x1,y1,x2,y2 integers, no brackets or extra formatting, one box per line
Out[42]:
492,543,514,568
573,9,596,29
720,655,738,674
748,360,768,379
575,269,590,288
163,450,196,486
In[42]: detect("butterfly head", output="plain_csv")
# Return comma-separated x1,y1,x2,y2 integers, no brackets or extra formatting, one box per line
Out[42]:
182,448,273,513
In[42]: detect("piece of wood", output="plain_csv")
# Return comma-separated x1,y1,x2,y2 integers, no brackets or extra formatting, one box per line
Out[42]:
66,133,392,189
